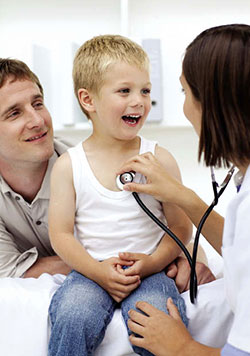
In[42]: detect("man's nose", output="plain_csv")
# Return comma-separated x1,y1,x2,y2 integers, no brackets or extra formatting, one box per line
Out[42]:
26,109,44,129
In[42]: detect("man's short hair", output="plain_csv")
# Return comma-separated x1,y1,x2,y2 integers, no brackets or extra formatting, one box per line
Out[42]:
0,58,43,96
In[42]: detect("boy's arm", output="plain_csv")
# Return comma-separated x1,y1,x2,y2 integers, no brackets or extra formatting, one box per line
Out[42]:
49,153,99,278
144,146,192,274
119,146,192,278
49,153,140,302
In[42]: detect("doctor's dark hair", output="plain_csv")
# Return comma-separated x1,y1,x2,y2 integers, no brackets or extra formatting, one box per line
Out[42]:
0,58,43,96
73,34,149,118
183,24,250,167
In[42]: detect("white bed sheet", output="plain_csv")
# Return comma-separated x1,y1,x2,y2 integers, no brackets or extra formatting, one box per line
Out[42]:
0,272,233,356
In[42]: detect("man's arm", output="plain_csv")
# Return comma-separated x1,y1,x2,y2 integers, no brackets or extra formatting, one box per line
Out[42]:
166,256,216,293
0,217,71,278
23,255,71,278
0,217,38,277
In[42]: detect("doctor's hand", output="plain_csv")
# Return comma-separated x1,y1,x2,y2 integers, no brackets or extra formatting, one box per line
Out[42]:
117,152,187,205
128,298,193,356
166,256,216,293
97,258,141,303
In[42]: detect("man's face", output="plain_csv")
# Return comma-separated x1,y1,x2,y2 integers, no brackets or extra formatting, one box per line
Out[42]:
0,78,54,169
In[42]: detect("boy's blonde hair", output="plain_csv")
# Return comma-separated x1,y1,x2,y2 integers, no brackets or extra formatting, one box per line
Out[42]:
73,34,149,117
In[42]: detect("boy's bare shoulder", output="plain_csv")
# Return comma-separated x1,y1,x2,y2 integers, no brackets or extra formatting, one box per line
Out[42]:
154,145,181,180
52,151,72,175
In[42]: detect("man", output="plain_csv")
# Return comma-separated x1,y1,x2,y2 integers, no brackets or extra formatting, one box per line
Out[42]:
0,58,214,288
0,58,71,278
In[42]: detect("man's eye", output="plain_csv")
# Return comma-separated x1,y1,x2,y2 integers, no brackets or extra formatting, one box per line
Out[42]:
7,110,19,119
33,101,44,109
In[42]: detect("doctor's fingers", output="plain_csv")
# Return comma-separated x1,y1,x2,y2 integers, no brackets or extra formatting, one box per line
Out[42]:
167,298,183,322
117,152,156,177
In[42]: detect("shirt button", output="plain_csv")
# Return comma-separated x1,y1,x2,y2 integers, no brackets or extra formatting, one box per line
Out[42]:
36,221,42,225
15,196,20,200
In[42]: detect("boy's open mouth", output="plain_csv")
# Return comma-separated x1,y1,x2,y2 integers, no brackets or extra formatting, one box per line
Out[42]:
121,115,141,125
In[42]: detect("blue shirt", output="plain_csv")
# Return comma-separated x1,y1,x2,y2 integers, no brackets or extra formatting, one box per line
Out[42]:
221,343,250,356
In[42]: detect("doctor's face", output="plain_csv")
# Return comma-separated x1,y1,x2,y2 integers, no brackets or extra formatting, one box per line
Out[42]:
180,73,202,135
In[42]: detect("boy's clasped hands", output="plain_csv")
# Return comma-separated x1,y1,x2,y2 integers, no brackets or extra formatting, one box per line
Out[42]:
98,252,154,302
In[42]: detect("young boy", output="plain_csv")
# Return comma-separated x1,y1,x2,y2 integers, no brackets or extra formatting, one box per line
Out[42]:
48,35,192,356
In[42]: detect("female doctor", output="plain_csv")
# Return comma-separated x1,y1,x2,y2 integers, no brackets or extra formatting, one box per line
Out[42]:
118,24,250,356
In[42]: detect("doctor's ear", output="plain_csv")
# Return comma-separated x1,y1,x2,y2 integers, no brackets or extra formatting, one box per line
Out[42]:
78,88,95,113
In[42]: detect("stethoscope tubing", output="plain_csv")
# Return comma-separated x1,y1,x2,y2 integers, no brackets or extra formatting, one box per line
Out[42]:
190,165,235,302
132,191,198,302
131,165,235,304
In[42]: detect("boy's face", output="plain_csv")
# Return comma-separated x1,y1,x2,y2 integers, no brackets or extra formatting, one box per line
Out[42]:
90,61,151,141
0,77,54,168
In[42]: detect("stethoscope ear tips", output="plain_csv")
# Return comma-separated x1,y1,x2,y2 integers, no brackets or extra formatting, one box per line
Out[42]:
116,171,135,190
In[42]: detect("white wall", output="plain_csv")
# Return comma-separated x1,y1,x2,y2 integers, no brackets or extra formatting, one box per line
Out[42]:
1,2,240,264
1,0,250,128
129,0,250,126
0,0,242,208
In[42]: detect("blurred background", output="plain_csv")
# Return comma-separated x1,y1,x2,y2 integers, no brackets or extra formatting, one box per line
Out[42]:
1,0,249,263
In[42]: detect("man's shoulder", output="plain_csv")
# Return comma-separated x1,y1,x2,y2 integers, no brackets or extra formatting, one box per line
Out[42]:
53,137,74,156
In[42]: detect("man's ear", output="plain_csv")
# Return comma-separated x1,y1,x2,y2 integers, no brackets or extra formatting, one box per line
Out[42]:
78,88,95,113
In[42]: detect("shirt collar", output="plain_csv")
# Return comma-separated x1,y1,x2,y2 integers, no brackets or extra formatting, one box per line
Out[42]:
239,164,250,193
33,151,59,201
0,151,59,201
0,175,12,194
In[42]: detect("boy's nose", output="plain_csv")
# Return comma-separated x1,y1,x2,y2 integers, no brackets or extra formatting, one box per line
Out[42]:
130,94,144,107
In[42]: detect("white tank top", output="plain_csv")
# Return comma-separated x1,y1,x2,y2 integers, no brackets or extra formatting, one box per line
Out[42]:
68,136,167,260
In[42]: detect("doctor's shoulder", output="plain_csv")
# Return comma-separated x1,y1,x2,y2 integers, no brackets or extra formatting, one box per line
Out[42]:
154,145,182,182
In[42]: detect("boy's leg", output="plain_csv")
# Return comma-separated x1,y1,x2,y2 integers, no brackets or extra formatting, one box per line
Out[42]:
121,271,188,356
48,270,116,356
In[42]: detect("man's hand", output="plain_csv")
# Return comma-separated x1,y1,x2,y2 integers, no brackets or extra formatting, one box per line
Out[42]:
166,256,216,293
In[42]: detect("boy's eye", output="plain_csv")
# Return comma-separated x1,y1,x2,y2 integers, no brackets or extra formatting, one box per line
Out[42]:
181,88,185,94
142,88,151,95
119,88,130,94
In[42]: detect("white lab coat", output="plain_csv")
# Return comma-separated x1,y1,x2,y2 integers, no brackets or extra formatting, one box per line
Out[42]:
222,164,250,352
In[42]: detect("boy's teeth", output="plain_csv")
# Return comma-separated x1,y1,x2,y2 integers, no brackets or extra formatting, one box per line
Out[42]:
122,115,141,123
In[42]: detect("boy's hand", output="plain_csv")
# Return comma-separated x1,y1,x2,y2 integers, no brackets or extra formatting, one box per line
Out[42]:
97,257,140,302
118,252,155,279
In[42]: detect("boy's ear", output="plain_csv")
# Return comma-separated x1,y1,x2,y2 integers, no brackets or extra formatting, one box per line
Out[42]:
78,88,95,113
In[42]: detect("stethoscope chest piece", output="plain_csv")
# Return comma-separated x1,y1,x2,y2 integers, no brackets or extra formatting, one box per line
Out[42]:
116,171,135,190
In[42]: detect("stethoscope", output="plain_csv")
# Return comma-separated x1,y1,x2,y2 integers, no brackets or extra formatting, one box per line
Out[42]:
116,165,235,304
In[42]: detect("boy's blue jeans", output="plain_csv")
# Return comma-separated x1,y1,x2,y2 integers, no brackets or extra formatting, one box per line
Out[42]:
48,270,188,356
